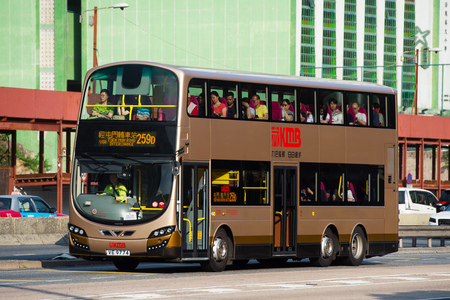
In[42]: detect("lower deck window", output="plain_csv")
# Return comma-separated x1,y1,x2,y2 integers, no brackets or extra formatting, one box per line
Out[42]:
300,162,384,206
212,160,269,206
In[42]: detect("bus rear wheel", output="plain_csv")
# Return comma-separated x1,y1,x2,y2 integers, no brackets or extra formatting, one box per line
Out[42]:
344,227,366,266
310,228,337,267
201,228,229,272
113,258,140,271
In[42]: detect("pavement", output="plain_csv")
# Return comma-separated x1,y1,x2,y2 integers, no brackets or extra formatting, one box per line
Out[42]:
1,247,450,271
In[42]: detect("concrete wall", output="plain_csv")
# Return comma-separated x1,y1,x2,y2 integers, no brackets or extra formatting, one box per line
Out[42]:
399,213,434,226
0,217,68,246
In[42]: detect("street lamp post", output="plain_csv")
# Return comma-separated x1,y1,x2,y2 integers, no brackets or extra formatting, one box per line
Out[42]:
412,49,419,115
80,3,129,67
402,48,442,115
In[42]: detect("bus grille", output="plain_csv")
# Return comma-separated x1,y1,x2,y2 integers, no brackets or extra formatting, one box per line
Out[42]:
99,230,136,237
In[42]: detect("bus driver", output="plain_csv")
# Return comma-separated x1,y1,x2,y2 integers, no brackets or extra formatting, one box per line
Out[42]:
103,174,128,203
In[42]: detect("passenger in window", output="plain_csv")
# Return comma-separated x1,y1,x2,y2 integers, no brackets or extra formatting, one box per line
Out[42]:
187,94,198,116
347,181,356,202
198,93,206,116
329,99,343,124
211,91,227,117
349,103,367,126
301,185,314,202
299,102,314,123
225,92,237,118
241,97,255,119
319,105,330,124
135,99,151,120
89,89,114,120
281,99,294,122
252,94,268,120
116,96,130,118
372,103,385,127
332,188,342,202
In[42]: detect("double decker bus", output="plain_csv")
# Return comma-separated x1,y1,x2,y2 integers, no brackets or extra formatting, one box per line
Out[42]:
69,61,398,271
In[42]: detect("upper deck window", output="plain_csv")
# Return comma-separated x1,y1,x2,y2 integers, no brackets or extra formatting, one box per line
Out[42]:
80,65,178,122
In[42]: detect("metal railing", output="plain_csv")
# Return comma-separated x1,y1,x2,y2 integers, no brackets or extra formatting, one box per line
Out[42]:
399,226,450,247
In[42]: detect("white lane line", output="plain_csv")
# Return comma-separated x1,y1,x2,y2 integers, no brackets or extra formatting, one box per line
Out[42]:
46,279,71,283
327,280,371,285
191,288,241,293
383,276,429,281
91,276,116,280
13,253,35,256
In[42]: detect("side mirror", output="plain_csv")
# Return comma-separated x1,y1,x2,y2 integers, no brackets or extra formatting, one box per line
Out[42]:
440,206,446,211
172,161,180,176
50,207,56,213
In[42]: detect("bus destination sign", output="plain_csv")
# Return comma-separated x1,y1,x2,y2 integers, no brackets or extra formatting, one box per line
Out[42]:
96,130,157,147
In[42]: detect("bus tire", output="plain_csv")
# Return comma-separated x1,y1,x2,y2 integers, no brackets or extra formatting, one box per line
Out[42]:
344,227,366,266
113,258,139,271
310,228,337,267
201,228,229,272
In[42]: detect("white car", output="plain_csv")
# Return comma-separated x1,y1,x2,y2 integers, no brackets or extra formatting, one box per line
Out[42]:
429,205,450,225
398,188,437,225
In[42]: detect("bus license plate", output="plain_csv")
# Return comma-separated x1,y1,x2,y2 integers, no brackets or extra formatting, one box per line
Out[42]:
106,250,130,256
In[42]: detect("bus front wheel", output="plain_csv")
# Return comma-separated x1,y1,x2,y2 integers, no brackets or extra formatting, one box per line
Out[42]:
201,228,229,272
310,228,337,267
113,259,139,271
344,227,366,266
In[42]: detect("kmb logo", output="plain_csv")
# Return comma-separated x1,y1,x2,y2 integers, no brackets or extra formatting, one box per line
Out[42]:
271,127,301,148
109,242,126,248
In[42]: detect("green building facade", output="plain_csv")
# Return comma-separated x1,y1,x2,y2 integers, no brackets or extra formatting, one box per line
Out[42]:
1,0,448,112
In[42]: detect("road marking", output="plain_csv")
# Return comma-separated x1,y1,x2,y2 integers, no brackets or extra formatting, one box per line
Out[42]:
384,276,428,281
45,279,70,282
12,253,35,256
40,269,158,275
91,276,116,280
327,280,371,285
0,279,43,282
262,283,309,289
192,288,241,293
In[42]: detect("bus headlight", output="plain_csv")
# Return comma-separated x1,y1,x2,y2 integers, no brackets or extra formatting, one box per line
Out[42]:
68,223,88,237
149,226,175,238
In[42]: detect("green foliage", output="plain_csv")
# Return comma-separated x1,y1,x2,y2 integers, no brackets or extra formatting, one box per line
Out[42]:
444,151,449,169
0,134,52,172
15,149,52,173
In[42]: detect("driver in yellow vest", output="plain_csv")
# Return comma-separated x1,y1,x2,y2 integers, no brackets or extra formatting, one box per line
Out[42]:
103,174,127,203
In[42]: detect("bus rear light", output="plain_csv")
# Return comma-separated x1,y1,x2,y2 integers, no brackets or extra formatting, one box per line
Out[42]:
152,201,158,208
159,202,165,208
149,226,175,238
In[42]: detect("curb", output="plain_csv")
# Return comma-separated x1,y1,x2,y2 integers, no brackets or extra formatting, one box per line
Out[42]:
0,259,111,271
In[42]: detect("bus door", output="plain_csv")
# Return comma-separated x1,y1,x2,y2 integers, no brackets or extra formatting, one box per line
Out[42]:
181,163,209,259
273,166,297,254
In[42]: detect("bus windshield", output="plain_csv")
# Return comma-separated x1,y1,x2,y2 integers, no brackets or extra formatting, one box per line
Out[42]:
72,157,174,225
80,64,178,122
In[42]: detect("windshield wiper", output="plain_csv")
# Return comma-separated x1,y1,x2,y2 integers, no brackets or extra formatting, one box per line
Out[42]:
80,153,110,171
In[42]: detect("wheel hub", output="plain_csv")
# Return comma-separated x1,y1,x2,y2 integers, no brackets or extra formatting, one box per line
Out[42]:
351,233,363,257
212,237,227,261
321,236,334,258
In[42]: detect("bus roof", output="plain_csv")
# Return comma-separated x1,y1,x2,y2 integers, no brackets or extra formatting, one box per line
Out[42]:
90,61,397,96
